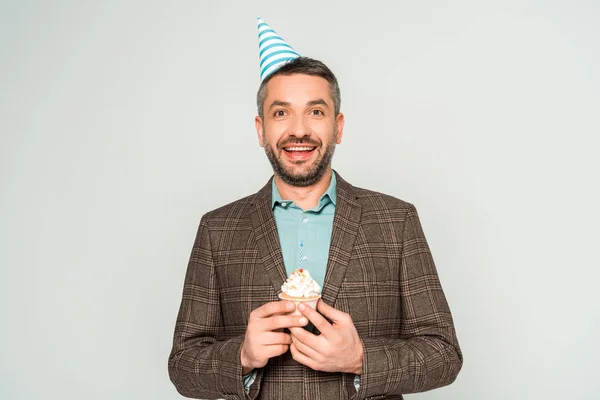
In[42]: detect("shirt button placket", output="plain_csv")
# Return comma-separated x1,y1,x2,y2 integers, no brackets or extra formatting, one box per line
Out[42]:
299,215,308,267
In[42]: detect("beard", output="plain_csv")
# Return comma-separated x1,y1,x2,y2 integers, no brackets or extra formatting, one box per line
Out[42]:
263,124,337,188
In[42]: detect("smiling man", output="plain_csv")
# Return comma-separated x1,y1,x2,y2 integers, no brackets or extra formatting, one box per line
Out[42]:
168,19,463,400
257,71,343,207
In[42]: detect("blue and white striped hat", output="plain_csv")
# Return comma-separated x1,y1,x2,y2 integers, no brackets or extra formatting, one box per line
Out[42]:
257,17,300,82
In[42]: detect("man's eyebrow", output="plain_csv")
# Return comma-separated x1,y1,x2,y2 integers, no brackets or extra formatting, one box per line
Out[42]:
268,99,330,111
307,99,330,108
268,100,291,111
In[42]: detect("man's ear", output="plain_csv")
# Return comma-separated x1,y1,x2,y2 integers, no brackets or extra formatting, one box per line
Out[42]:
335,112,345,144
255,116,264,147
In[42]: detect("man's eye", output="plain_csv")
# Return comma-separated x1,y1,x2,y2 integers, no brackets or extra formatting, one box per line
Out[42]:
311,109,324,116
274,110,286,117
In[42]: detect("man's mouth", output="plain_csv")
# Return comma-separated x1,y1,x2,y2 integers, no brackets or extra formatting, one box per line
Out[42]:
283,146,317,153
281,145,318,160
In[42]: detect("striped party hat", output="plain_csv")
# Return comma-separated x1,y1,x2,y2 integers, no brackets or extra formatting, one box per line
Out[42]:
257,17,300,81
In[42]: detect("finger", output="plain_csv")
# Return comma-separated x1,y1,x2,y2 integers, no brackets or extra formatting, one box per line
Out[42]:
290,342,318,371
290,332,323,362
252,301,296,319
267,314,308,331
288,326,320,350
263,344,290,359
260,332,292,346
316,299,350,325
297,302,334,337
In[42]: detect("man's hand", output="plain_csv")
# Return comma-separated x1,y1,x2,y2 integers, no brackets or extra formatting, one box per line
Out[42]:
241,300,309,375
289,299,364,375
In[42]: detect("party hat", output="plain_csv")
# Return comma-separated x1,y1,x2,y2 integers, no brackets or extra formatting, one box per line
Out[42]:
257,17,300,81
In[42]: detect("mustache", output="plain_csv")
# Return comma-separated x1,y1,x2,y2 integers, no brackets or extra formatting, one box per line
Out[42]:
277,136,321,149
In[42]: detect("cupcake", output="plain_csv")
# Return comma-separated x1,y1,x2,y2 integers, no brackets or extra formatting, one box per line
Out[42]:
278,268,321,316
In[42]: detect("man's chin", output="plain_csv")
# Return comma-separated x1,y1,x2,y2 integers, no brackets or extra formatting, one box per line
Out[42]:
279,172,311,182
274,166,328,187
266,148,333,187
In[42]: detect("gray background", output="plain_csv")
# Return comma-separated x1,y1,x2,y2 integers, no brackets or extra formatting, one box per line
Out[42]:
1,1,599,399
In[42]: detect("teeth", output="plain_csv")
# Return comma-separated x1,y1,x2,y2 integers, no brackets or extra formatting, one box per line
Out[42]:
287,147,314,151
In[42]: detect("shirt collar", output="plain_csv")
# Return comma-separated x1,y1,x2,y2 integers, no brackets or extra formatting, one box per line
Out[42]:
271,171,337,209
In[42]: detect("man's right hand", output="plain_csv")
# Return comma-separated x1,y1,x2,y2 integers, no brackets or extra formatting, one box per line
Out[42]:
240,300,308,375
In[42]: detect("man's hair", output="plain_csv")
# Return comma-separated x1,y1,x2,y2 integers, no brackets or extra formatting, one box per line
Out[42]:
256,56,341,120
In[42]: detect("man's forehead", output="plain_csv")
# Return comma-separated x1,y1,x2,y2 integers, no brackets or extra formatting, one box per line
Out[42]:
267,73,329,88
265,74,333,106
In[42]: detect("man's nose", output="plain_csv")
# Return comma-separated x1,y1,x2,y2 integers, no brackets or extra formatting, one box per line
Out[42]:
289,115,310,138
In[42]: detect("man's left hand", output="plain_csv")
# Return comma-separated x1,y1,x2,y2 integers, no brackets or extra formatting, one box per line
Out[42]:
288,299,363,375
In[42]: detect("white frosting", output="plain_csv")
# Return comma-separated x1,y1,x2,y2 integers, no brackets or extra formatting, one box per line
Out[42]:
281,268,321,298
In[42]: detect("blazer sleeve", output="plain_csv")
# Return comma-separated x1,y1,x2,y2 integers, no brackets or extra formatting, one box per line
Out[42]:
355,204,463,399
168,215,264,400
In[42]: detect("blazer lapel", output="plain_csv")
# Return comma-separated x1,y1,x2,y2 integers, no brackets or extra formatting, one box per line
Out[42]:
249,177,288,296
321,172,362,306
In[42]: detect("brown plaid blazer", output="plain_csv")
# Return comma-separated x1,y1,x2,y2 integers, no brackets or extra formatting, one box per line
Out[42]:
168,172,463,400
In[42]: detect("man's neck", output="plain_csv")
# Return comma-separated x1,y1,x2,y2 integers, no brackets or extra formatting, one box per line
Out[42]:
274,169,333,211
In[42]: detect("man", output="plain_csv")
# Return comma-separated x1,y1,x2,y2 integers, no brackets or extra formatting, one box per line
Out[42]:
168,19,462,400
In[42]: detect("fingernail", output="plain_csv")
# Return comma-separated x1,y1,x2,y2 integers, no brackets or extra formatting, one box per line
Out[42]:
298,303,305,311
287,302,294,310
299,317,307,325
